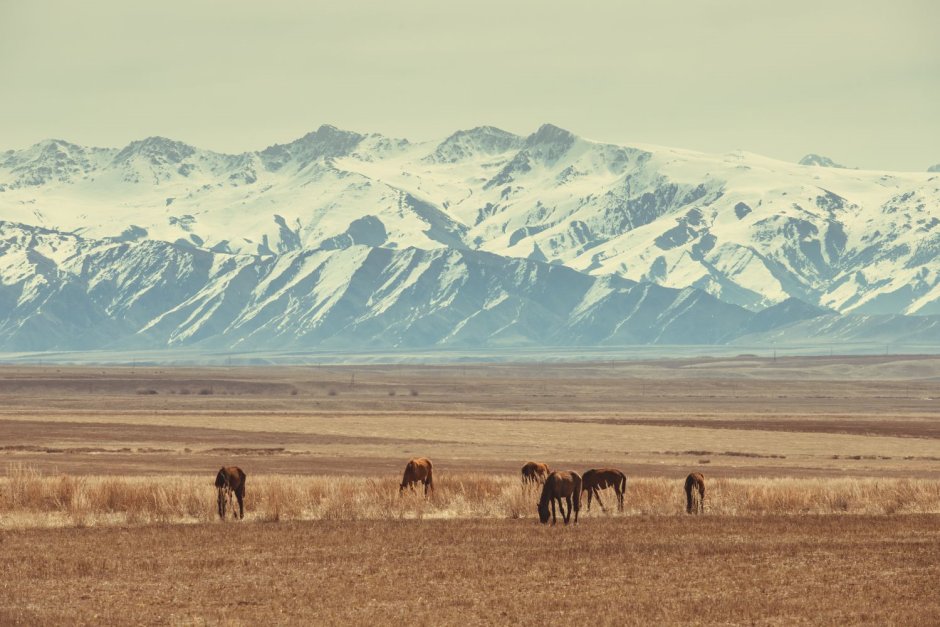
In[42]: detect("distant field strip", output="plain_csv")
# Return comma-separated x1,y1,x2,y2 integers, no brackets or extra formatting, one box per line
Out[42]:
3,467,939,529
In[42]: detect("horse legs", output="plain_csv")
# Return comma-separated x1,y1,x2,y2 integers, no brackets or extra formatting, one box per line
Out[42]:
585,488,593,511
550,497,557,525
557,497,568,524
235,486,245,520
217,487,226,519
617,487,624,512
563,496,573,524
593,487,607,513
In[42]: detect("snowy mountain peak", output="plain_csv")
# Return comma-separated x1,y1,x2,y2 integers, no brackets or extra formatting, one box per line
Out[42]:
426,126,522,163
1,139,107,187
519,123,579,165
113,136,197,165
260,124,364,171
799,153,847,168
525,123,577,148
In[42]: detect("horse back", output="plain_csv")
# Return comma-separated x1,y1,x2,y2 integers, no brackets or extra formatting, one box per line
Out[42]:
522,461,550,478
216,466,246,491
405,457,432,482
545,470,580,498
583,468,625,489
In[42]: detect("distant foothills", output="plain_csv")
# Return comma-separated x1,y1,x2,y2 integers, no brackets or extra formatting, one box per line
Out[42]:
0,124,938,352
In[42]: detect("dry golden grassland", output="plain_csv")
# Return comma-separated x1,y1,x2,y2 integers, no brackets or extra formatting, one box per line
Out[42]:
1,357,939,623
2,466,940,529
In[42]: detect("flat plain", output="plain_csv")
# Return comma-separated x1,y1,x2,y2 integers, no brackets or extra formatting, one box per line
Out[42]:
1,355,939,624
2,355,939,478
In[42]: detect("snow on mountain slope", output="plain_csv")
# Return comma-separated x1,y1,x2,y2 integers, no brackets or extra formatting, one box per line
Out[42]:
0,221,763,351
1,124,938,321
337,126,940,315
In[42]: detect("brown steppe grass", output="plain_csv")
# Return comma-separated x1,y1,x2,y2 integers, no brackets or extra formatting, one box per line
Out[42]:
1,516,939,625
3,465,939,529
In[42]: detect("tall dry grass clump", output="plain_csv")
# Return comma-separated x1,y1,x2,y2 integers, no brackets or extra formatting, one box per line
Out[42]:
1,465,939,529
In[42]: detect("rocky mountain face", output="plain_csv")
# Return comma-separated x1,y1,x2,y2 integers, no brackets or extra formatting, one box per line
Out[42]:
798,154,848,169
4,221,935,352
1,125,938,352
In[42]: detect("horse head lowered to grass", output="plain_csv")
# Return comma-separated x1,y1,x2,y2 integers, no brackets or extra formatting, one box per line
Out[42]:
685,472,705,514
400,458,434,496
215,466,246,520
581,468,627,513
521,461,550,485
537,471,581,525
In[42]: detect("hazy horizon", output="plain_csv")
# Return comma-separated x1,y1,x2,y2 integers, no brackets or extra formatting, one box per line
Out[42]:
2,1,938,171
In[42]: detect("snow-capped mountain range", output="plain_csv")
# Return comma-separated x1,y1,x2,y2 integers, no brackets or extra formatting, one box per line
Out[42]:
1,124,938,351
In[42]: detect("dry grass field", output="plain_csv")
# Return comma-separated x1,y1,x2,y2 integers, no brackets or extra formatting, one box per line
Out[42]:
2,516,939,625
1,355,939,623
2,469,939,529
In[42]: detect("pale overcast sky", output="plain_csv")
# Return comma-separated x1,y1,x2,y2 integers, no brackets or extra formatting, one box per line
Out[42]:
1,1,937,170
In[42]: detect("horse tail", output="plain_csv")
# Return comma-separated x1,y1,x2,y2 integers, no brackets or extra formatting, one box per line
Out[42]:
572,472,582,523
619,473,627,496
426,461,434,493
236,468,246,498
214,468,226,489
698,475,705,513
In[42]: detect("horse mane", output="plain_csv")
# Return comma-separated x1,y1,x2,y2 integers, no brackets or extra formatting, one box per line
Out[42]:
537,475,554,510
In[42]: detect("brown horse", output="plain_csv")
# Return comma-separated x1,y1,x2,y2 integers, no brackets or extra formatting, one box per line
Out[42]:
399,457,434,496
685,472,705,514
581,468,627,512
215,466,246,520
537,471,582,525
521,461,550,485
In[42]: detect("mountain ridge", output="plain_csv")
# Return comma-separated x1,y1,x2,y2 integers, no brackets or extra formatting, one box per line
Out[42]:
1,219,936,352
1,124,938,353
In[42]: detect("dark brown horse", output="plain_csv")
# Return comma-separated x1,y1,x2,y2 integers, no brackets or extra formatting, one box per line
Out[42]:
685,472,705,514
537,471,582,525
399,457,434,496
521,461,550,485
215,466,246,520
581,468,627,512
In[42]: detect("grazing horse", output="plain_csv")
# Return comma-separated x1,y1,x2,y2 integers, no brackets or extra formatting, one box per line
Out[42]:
400,457,434,496
581,468,627,512
521,461,550,485
537,471,582,525
685,472,705,514
215,466,246,520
